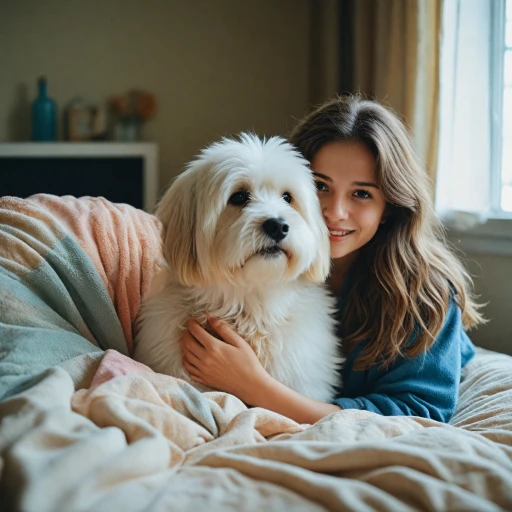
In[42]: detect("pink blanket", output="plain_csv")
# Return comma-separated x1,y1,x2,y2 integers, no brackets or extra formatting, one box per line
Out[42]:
29,194,163,353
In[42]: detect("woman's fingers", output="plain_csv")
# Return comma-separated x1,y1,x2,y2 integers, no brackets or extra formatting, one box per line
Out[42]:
206,314,244,348
182,355,204,381
186,316,245,351
182,341,202,365
178,316,269,400
181,328,210,385
182,329,207,358
186,318,219,349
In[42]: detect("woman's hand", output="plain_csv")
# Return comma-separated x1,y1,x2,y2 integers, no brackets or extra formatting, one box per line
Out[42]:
181,315,342,424
180,315,270,404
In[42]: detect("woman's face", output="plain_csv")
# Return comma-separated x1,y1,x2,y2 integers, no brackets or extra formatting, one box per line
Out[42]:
311,141,387,262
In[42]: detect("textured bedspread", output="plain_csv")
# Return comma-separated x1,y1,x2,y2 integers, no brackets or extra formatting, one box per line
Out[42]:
1,347,511,511
0,195,511,511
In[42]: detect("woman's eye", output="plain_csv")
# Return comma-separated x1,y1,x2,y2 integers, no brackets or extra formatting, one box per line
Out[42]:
228,190,250,206
354,190,372,199
315,181,328,192
282,192,293,204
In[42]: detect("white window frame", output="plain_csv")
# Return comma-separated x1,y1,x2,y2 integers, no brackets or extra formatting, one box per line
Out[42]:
490,0,510,217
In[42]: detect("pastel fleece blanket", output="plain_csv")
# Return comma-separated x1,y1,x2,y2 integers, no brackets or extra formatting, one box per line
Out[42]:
1,194,512,511
0,194,162,400
1,346,512,511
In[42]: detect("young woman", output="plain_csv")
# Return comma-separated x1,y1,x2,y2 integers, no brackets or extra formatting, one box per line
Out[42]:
180,95,485,424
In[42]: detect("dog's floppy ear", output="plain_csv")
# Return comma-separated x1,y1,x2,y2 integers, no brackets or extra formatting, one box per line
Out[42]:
155,171,202,287
303,232,331,283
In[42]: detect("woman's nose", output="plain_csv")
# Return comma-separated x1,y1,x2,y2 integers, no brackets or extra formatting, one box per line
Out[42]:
322,196,349,221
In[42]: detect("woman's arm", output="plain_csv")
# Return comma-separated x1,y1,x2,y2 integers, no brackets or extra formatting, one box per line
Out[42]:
336,299,475,422
181,316,341,424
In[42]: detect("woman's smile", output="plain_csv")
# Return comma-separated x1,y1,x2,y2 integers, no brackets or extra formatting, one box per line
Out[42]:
327,228,355,242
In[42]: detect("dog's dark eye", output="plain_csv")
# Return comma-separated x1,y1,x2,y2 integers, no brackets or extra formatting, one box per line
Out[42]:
282,192,293,204
228,190,250,206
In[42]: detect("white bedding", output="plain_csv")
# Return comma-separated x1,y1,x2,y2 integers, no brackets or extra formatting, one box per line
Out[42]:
1,346,511,511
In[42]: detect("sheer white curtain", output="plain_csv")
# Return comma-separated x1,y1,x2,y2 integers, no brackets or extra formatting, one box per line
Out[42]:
435,0,493,229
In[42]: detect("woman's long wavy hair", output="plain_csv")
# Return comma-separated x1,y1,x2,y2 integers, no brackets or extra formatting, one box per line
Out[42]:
290,94,485,370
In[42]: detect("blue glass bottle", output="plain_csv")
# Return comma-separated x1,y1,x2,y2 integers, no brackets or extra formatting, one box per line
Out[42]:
31,76,57,141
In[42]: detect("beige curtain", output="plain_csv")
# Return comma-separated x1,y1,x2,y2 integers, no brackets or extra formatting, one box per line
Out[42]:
309,0,342,106
352,0,442,184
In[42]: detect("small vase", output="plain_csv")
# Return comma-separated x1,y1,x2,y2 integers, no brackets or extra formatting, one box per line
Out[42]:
31,76,57,141
114,117,141,141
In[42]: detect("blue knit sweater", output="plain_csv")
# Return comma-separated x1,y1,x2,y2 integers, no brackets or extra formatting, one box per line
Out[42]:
332,294,476,423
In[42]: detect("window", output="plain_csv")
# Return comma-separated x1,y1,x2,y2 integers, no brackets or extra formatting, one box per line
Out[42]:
437,0,512,256
436,0,493,222
495,0,512,212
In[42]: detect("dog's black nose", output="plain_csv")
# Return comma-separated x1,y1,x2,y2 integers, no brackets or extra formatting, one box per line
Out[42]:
262,218,289,242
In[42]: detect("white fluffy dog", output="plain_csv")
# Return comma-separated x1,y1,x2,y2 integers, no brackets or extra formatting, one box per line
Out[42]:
133,133,342,402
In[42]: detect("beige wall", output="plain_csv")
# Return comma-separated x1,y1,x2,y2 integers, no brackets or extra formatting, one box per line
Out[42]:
462,253,512,356
0,0,313,193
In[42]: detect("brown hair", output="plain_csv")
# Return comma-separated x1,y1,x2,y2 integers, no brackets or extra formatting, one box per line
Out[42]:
291,94,485,370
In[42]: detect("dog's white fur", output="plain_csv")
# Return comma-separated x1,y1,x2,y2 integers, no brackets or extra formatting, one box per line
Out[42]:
133,133,342,402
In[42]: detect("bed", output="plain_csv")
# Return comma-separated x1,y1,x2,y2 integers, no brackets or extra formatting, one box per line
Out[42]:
1,194,511,512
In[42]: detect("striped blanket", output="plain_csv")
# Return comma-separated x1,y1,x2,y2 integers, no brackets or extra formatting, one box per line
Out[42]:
0,194,162,400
